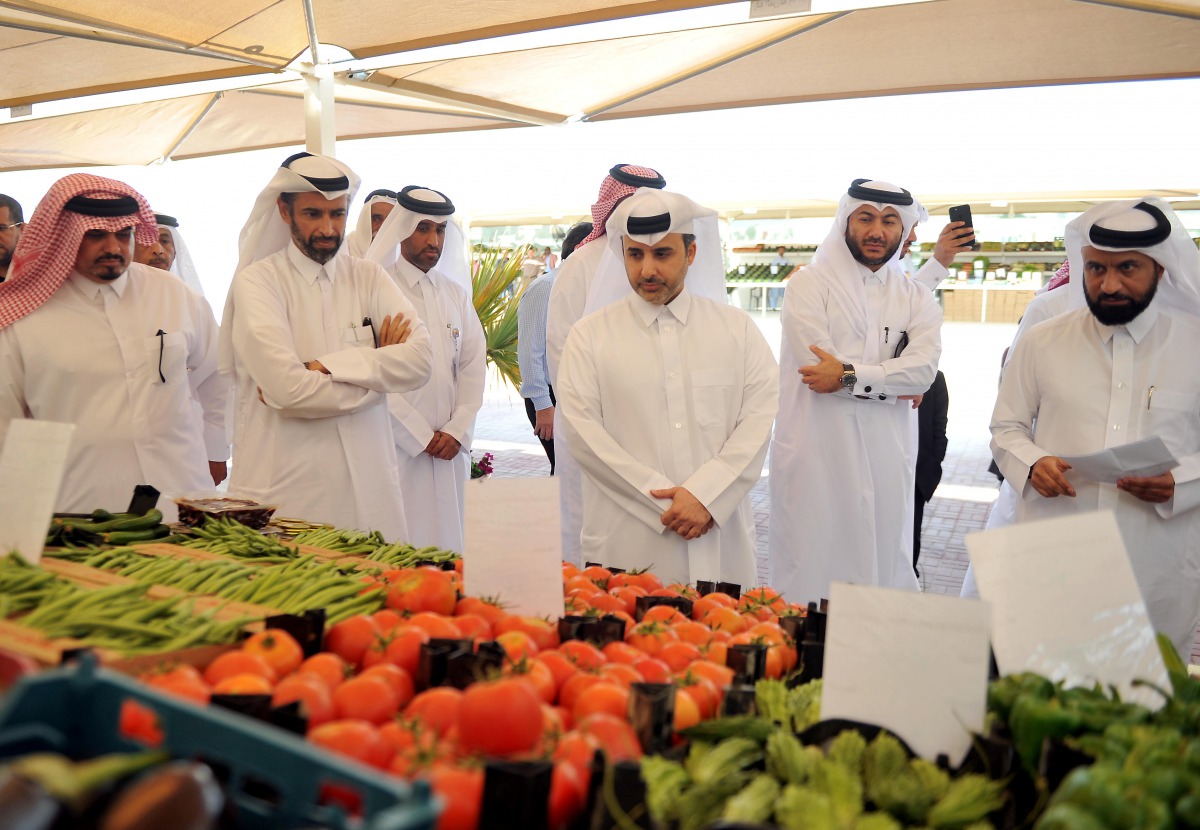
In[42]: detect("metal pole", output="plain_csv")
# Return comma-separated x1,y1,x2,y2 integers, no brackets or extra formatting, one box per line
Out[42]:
300,0,335,155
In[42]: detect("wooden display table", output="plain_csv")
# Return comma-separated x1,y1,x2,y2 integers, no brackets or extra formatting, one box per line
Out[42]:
937,281,1037,323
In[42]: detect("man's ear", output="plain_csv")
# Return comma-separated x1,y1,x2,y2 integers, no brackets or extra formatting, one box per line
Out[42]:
276,196,291,223
686,241,697,266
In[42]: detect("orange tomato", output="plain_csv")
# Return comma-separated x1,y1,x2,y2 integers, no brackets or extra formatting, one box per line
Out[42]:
451,613,493,641
640,605,688,626
673,689,701,733
272,673,335,727
691,593,736,620
676,674,721,720
203,651,277,687
601,641,643,666
496,630,540,664
575,713,642,761
360,664,416,709
386,569,458,616
309,719,393,769
406,612,462,640
458,676,545,757
699,606,749,635
607,586,646,616
405,687,466,738
597,663,643,688
495,616,560,651
656,641,702,673
625,621,678,657
212,673,274,696
242,628,304,676
507,658,557,705
534,649,581,696
558,673,602,713
632,657,672,685
455,596,510,629
325,614,382,667
561,562,582,581
587,593,626,615
333,674,400,724
298,652,350,690
685,660,735,692
571,681,630,723
382,626,432,677
371,608,406,633
558,640,606,672
580,565,613,585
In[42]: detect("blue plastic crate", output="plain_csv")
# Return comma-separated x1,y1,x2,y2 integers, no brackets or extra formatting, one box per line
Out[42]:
0,657,439,830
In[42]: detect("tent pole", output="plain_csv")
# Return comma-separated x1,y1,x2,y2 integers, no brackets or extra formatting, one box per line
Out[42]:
301,0,335,155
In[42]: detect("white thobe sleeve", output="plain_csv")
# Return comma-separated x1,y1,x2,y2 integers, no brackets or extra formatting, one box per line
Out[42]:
682,322,779,527
912,259,948,293
183,290,230,462
1158,452,1200,518
989,337,1049,489
318,268,433,394
559,327,674,534
851,289,942,399
0,327,29,449
546,269,583,388
440,297,487,452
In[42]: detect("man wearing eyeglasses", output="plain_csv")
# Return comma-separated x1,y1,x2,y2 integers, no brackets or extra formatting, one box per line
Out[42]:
0,194,23,283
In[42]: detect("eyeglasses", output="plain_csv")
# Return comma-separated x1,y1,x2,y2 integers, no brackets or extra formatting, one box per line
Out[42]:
0,223,23,233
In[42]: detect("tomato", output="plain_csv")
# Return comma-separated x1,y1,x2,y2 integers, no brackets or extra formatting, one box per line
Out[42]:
662,583,700,600
548,760,588,830
212,673,274,696
640,605,688,626
632,657,672,685
457,677,544,757
562,595,591,615
382,721,450,777
242,628,304,676
371,608,406,633
405,687,464,737
495,630,539,664
575,713,643,760
586,592,625,615
429,763,484,830
406,612,462,640
295,652,347,690
580,565,612,585
272,673,335,728
507,658,556,705
333,674,400,724
558,640,606,672
382,626,431,677
533,650,580,696
607,585,646,616
625,621,678,657
673,689,701,733
455,596,510,629
691,593,736,620
600,641,643,666
598,663,642,688
561,562,581,581
571,681,629,723
143,672,211,705
703,640,729,667
325,614,383,667
203,650,277,687
360,663,415,709
699,606,749,635
558,673,602,713
676,674,720,720
451,613,493,641
387,569,458,616
309,719,393,769
552,730,600,777
564,576,601,598
744,621,788,646
656,641,702,673
119,700,164,747
684,660,735,693
494,616,559,651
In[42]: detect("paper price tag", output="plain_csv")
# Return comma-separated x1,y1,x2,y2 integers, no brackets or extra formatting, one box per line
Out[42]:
0,420,76,565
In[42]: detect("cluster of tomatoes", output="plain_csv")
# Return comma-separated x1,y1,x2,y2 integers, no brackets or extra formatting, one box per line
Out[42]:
132,561,802,830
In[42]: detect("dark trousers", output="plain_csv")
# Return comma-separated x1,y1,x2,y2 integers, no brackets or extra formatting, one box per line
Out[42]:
913,488,928,576
523,385,556,474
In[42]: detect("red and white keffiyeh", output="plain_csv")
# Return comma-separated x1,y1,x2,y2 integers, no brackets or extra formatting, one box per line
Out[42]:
0,174,156,329
579,164,665,247
1045,259,1070,292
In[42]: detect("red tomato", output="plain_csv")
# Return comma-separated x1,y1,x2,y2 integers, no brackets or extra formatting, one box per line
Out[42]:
212,672,274,696
242,628,304,677
558,640,606,672
558,673,602,713
387,569,458,616
561,562,581,581
324,614,382,667
587,592,625,615
272,673,335,728
496,630,539,664
676,674,721,720
309,719,393,768
684,660,735,693
552,730,600,776
640,605,688,626
632,656,672,685
406,612,462,640
600,641,643,666
571,681,629,723
429,763,484,830
691,593,737,621
451,613,493,641
549,760,588,830
455,596,510,629
298,652,350,690
575,713,643,761
143,672,211,705
506,658,556,705
673,689,701,733
598,663,643,688
333,674,400,724
533,650,580,696
119,700,164,747
457,677,544,757
360,663,416,709
494,616,560,651
607,585,646,616
673,621,715,648
662,583,700,600
625,621,678,657
204,651,277,687
699,606,749,635
371,608,406,633
656,641,703,673
405,687,464,737
382,626,431,677
580,565,612,585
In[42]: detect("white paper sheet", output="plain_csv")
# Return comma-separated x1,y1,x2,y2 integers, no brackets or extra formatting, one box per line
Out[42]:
464,476,564,619
1059,436,1178,484
967,510,1167,708
821,583,992,763
0,420,76,565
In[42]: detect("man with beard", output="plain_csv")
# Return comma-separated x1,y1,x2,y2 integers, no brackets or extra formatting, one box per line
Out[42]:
366,186,485,553
0,175,228,519
132,213,206,296
769,180,943,605
346,189,398,258
219,153,432,539
559,189,777,586
991,198,1200,654
0,194,23,283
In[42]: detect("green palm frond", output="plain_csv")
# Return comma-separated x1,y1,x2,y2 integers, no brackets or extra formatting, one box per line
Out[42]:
472,247,526,391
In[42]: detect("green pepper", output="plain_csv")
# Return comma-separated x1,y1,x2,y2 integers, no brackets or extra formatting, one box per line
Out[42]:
1010,696,1084,772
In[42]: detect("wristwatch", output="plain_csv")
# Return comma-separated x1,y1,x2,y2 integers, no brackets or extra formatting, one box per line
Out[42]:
839,363,857,391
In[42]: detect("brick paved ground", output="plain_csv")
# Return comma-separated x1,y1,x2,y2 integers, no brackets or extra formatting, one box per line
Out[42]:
475,318,1200,662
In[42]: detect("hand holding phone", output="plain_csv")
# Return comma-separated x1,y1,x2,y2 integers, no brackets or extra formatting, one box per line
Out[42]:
948,204,976,249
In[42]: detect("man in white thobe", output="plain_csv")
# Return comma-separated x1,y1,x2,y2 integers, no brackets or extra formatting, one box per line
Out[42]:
769,179,943,605
346,189,398,259
546,164,668,566
559,189,778,587
0,174,228,520
219,153,432,540
132,213,206,296
366,186,485,553
991,198,1200,654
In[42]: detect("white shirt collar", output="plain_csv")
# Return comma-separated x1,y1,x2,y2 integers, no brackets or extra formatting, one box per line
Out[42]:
68,270,128,299
393,256,431,289
856,261,887,285
632,286,692,328
287,241,333,284
1092,302,1159,345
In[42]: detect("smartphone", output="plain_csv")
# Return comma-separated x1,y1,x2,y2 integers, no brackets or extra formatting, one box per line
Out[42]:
948,204,977,249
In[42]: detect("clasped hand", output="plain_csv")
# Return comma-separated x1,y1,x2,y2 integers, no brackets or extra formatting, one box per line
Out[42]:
649,486,714,541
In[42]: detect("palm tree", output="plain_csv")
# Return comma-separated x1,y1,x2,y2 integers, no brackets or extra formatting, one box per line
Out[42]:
471,246,526,390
